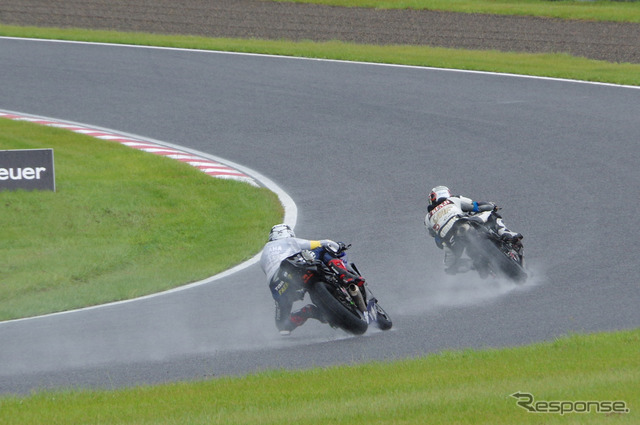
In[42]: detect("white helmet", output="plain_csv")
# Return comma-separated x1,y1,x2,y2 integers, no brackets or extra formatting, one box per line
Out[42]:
429,185,451,206
268,223,295,241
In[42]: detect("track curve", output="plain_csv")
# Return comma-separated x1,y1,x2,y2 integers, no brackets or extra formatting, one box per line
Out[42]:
1,38,639,394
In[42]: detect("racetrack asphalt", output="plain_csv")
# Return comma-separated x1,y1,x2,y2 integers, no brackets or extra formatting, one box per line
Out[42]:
0,38,639,394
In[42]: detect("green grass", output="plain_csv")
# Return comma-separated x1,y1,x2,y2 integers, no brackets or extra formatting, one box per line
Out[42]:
0,118,282,321
1,0,639,85
1,25,639,86
1,328,637,424
274,0,640,22
1,2,637,421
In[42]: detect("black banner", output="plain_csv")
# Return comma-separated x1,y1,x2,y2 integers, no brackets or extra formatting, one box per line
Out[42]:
0,149,55,192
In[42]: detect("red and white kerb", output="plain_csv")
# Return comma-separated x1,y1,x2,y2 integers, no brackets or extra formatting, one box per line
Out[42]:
0,112,258,187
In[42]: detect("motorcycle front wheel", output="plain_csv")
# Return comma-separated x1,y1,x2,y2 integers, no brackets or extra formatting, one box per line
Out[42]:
373,302,392,331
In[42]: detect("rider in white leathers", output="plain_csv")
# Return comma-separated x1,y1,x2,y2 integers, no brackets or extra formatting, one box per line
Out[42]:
260,224,363,335
425,186,522,274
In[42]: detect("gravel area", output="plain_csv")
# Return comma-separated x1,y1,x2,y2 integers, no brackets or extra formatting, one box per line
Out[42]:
1,0,639,63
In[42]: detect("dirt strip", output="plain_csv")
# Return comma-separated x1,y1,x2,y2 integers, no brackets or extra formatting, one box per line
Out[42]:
1,0,639,63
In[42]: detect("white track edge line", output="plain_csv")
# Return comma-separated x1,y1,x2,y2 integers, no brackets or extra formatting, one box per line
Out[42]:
1,36,639,90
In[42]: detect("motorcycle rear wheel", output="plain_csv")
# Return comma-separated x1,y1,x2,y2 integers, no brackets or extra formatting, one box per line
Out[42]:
309,282,368,335
482,239,527,282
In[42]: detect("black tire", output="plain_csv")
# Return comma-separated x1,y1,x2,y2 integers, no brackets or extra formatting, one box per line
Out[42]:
309,281,368,335
480,238,528,283
373,302,393,331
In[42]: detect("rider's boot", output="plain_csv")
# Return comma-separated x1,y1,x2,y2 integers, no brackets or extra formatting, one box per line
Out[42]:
280,304,327,335
494,216,523,243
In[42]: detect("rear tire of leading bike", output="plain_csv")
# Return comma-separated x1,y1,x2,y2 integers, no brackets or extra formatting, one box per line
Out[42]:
481,239,528,283
309,282,368,335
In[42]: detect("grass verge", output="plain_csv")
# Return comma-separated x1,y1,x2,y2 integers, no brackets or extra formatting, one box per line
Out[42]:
1,25,640,86
1,4,637,419
0,118,282,321
1,328,637,424
274,0,640,22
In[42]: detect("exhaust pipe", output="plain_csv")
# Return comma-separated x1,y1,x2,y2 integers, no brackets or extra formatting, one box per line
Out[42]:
348,284,367,312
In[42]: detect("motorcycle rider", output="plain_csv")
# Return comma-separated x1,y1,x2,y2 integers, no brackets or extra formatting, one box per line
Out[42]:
425,185,523,275
260,223,364,335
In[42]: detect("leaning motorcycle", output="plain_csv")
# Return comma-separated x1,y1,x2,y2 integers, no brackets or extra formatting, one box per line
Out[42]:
453,211,528,283
282,244,392,335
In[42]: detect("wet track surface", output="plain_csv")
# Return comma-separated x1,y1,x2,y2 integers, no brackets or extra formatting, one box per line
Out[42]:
0,38,639,394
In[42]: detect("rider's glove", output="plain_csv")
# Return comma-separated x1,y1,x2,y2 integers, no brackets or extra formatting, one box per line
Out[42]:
300,250,316,263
